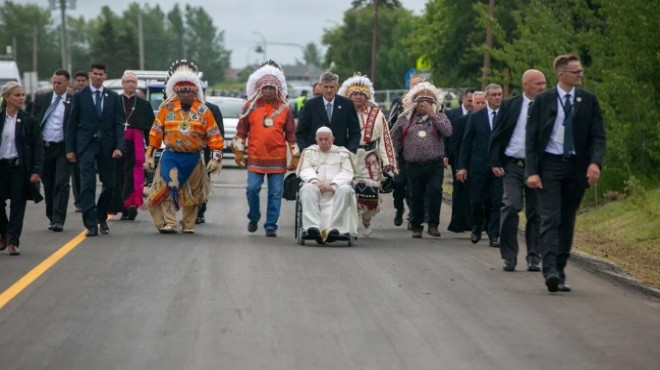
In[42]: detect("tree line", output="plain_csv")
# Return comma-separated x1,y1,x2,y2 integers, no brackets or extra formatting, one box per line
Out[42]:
0,1,230,83
322,0,659,193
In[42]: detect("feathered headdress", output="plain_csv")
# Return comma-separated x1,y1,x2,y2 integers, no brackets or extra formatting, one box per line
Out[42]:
164,59,205,103
401,81,443,119
242,62,288,118
338,73,375,101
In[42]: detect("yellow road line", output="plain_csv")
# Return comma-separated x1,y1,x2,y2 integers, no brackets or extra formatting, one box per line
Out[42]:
0,230,88,310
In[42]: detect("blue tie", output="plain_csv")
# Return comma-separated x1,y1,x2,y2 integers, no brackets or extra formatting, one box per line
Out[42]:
326,102,333,123
563,94,574,157
42,96,62,125
95,90,103,117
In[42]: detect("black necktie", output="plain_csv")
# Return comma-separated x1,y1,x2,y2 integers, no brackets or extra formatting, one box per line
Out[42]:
490,110,497,129
95,90,103,117
42,96,62,124
563,94,574,157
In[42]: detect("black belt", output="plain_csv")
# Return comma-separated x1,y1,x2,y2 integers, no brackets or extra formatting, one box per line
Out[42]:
506,156,525,168
44,141,64,148
544,153,574,162
359,142,377,151
0,158,19,166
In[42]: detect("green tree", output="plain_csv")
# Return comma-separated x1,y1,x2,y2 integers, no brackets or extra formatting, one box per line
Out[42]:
0,1,60,79
183,5,231,84
323,5,416,89
302,42,322,67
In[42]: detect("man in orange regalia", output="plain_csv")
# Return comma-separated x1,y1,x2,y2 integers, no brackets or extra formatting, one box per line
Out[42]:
144,60,223,234
231,61,297,237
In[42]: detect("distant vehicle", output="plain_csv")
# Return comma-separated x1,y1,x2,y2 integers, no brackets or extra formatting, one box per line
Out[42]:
0,60,21,86
206,96,245,159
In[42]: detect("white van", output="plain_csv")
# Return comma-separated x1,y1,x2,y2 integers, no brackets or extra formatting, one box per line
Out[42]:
0,60,21,86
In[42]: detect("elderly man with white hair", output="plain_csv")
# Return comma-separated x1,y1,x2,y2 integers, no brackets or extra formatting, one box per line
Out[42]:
296,126,357,242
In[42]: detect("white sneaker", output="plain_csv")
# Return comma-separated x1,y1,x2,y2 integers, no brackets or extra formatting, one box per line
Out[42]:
182,228,195,234
362,225,372,237
159,224,177,234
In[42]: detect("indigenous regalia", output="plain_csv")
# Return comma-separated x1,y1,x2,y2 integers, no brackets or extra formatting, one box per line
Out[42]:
144,60,223,234
232,62,297,236
338,74,397,236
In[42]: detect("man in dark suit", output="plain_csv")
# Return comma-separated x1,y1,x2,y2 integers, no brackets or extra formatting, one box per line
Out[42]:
526,54,606,293
457,84,503,247
446,88,475,232
66,63,125,236
196,98,224,224
31,69,73,232
296,72,360,153
70,71,90,213
489,70,546,272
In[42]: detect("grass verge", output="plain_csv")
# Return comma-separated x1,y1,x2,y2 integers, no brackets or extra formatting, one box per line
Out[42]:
574,188,660,289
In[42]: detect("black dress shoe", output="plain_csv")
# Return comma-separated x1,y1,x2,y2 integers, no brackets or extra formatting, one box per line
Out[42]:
470,229,481,244
120,213,129,220
489,237,500,248
99,221,110,235
248,221,258,233
527,261,541,272
502,259,516,271
558,282,572,292
394,210,403,226
545,274,560,292
51,222,64,232
127,206,138,220
86,227,98,237
195,216,205,224
48,222,55,230
266,229,277,237
305,227,321,238
327,229,340,242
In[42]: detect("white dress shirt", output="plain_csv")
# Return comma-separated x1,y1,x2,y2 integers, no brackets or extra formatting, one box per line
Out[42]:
0,113,19,159
42,93,66,142
545,85,575,155
504,94,533,159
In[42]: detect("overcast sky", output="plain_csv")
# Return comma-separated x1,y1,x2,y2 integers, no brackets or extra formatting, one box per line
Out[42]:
56,0,428,68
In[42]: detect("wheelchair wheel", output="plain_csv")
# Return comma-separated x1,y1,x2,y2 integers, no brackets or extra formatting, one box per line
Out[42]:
295,194,305,245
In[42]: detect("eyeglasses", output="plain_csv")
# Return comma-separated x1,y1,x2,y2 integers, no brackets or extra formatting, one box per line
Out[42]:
563,69,585,76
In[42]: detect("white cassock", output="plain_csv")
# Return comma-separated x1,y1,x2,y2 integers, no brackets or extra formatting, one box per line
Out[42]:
296,144,358,237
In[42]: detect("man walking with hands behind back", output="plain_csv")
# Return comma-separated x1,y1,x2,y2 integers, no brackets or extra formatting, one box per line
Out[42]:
526,54,606,292
489,70,546,272
66,63,124,237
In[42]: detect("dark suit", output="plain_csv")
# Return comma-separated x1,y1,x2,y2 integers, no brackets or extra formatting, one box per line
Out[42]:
488,95,540,265
0,109,43,246
526,87,606,280
296,94,360,153
32,91,73,226
66,86,125,230
458,107,503,240
446,107,473,232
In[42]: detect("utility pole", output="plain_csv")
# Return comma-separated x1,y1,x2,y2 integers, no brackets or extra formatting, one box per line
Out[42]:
50,0,76,71
32,26,38,73
370,0,380,86
481,0,495,88
138,5,145,69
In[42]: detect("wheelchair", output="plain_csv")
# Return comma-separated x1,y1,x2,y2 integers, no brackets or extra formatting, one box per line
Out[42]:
285,173,355,246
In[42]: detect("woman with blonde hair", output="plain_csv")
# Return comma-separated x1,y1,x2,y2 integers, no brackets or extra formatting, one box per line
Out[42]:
0,82,43,255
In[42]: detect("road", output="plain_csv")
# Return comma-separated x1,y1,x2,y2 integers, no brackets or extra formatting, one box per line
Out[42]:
1,166,659,370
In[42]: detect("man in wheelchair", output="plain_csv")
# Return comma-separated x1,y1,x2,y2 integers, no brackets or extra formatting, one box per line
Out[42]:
296,127,358,243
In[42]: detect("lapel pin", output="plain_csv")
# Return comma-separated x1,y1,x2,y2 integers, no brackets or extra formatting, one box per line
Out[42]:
104,93,108,97
17,119,21,123
338,105,342,109
576,97,582,102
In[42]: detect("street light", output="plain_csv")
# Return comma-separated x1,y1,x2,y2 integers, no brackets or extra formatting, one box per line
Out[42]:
252,31,267,63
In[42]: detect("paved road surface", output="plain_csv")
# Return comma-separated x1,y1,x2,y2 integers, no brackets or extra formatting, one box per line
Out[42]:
1,166,659,370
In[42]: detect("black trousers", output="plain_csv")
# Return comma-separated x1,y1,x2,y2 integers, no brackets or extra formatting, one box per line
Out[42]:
406,160,444,230
71,161,81,208
0,160,28,246
392,155,411,214
78,140,116,229
42,142,72,224
470,171,503,239
499,159,541,263
538,154,585,280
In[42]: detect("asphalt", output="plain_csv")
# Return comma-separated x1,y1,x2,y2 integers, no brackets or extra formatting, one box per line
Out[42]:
1,165,659,370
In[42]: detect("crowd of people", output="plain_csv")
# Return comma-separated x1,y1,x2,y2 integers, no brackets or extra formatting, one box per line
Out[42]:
0,53,605,293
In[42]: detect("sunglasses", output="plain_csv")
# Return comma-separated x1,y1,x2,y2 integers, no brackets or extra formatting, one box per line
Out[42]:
563,69,585,75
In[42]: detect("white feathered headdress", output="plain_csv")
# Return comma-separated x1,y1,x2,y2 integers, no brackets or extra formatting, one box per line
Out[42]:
338,73,375,102
164,59,205,103
242,62,288,118
401,81,443,119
